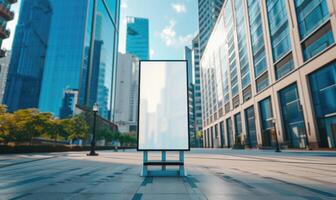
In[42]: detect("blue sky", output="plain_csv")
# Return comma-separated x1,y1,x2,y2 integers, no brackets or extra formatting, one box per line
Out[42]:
4,0,199,60
119,0,199,59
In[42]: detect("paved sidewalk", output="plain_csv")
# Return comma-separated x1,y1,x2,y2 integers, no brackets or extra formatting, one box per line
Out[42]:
0,149,335,200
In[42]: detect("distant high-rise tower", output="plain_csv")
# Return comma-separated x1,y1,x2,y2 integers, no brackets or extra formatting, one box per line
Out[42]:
191,34,202,141
184,46,195,146
114,53,139,133
126,17,149,60
197,0,224,56
0,0,16,58
5,0,120,121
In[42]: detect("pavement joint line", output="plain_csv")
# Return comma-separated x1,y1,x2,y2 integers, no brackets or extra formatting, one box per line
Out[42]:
141,177,153,186
131,193,143,200
0,156,57,169
262,176,336,197
9,193,31,200
187,155,336,166
184,176,199,188
267,169,336,185
230,168,336,197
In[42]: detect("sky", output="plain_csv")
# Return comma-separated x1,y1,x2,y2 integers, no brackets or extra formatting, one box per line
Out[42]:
3,0,199,60
119,0,199,59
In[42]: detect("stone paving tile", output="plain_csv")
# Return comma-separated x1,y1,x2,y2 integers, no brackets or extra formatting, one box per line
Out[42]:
0,149,335,200
84,182,140,194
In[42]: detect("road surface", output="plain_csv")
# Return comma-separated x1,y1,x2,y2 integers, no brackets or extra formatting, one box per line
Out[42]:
0,149,335,200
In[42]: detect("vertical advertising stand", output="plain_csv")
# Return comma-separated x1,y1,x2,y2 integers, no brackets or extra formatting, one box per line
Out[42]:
137,60,190,177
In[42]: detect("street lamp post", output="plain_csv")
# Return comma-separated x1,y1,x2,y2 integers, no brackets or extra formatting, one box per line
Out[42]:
88,103,99,156
271,118,281,152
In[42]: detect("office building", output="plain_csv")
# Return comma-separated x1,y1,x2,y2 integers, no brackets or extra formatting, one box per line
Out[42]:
5,0,120,120
114,53,139,133
0,0,16,58
191,35,203,145
201,0,336,149
0,50,10,103
197,0,224,56
184,46,195,145
126,17,149,60
4,0,52,112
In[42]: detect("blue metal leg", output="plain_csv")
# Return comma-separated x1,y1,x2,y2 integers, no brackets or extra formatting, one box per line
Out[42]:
142,151,148,176
179,151,185,176
162,151,166,171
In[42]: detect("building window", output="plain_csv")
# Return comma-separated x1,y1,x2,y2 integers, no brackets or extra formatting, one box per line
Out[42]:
302,22,334,60
247,0,268,78
220,121,225,147
232,95,240,108
234,113,242,144
275,53,294,80
266,0,291,62
279,83,307,148
256,73,269,92
245,106,257,148
295,0,330,39
309,61,336,148
259,97,274,147
226,117,233,147
235,0,251,89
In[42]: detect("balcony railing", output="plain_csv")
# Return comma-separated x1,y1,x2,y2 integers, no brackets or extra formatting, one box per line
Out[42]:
0,4,14,21
0,26,10,39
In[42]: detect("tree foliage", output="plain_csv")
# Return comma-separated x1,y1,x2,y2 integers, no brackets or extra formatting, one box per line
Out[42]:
0,104,134,147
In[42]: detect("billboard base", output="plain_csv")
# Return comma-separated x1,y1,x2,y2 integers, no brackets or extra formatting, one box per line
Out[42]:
140,151,186,177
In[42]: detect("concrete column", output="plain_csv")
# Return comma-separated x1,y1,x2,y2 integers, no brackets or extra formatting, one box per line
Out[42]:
327,0,336,39
287,0,304,66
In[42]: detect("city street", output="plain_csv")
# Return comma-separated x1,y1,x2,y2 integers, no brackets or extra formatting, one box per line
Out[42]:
0,149,336,200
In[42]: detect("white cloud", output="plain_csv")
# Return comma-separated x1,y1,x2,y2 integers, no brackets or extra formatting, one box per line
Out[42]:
160,20,195,48
160,20,177,47
171,3,186,13
121,1,128,9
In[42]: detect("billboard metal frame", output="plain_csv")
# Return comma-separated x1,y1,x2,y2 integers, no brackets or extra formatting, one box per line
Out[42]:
137,60,191,151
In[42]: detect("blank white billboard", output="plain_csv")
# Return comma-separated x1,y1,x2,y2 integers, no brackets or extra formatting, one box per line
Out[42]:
137,61,190,151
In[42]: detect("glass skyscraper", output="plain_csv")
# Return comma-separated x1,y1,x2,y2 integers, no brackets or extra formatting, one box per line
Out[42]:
126,17,149,60
197,0,224,56
4,0,52,112
201,0,336,149
5,0,120,120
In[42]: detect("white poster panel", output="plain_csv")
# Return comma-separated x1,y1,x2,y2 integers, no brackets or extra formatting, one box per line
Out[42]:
137,61,189,150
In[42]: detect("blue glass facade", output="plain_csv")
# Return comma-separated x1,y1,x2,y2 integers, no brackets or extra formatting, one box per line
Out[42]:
234,113,242,144
226,117,233,147
4,0,52,112
309,62,336,148
247,0,269,92
295,0,334,60
234,0,251,90
126,17,149,60
245,106,257,148
279,83,307,148
266,0,291,61
39,0,89,117
259,97,274,147
6,0,119,120
220,121,225,147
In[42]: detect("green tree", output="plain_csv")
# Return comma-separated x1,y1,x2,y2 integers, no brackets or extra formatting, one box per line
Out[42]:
13,109,53,145
0,104,7,114
0,112,16,144
45,119,67,145
63,115,89,141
